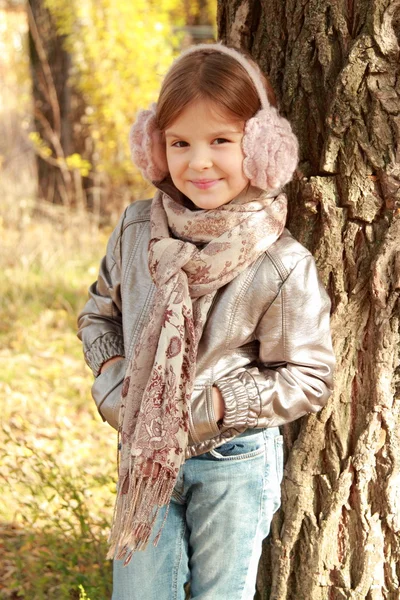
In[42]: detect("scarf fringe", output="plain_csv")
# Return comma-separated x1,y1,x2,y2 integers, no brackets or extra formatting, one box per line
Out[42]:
106,462,176,563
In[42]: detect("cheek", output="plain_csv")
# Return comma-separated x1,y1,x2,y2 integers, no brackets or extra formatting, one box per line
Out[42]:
165,149,173,171
165,154,187,191
227,149,247,179
166,152,183,178
238,151,248,181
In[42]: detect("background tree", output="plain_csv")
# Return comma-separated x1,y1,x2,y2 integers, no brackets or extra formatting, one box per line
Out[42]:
28,0,179,213
28,0,77,206
27,0,216,216
217,1,400,598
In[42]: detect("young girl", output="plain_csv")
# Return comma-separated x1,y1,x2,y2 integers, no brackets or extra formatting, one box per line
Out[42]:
78,43,335,600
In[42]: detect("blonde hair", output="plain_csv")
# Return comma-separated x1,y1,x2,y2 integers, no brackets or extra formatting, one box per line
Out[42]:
156,48,277,131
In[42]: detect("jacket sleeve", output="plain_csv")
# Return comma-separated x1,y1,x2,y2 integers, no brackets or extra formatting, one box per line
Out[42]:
215,255,336,431
77,212,126,377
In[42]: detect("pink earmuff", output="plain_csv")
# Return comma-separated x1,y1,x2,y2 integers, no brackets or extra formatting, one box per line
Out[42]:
129,44,298,193
242,107,298,191
129,103,168,183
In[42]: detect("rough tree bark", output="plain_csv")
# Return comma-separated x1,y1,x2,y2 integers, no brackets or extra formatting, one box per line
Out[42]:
218,1,400,598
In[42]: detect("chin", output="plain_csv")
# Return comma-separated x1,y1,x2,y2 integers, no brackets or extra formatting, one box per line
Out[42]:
194,198,230,210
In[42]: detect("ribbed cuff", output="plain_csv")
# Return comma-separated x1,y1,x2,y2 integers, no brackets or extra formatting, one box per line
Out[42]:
84,332,125,376
215,371,261,430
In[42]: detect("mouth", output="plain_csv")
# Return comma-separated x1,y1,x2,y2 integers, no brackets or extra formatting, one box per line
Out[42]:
189,179,220,190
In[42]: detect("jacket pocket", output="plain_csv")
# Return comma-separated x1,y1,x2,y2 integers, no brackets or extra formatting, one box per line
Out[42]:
91,358,127,430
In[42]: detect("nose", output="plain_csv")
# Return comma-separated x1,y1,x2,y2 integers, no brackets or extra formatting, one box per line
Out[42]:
188,146,213,171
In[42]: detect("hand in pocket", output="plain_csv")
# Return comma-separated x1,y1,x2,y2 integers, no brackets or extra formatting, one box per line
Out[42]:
212,386,224,422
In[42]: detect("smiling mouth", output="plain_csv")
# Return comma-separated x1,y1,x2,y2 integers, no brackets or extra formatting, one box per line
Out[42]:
190,179,220,190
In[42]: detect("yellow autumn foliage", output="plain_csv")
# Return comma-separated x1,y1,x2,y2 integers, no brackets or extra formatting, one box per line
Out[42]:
44,0,216,183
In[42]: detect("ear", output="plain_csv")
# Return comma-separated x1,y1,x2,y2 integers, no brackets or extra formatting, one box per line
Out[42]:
129,103,169,183
242,107,299,192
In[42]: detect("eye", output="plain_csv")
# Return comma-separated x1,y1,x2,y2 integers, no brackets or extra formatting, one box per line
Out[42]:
212,138,230,145
171,140,188,148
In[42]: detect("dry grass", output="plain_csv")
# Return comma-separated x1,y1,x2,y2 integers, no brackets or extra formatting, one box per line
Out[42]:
0,174,116,599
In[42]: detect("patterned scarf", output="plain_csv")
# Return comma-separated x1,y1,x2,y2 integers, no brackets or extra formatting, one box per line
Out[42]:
107,187,287,563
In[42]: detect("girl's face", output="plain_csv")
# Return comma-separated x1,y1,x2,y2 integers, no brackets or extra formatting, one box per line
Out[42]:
165,99,249,210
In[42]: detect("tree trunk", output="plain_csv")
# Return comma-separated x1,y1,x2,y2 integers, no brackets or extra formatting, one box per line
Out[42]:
218,1,400,598
28,0,73,205
28,0,91,209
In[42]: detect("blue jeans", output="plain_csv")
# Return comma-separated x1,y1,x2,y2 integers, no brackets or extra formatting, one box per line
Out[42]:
112,427,283,600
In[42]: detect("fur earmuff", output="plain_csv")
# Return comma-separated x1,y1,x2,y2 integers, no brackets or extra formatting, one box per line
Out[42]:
242,107,298,192
129,103,168,183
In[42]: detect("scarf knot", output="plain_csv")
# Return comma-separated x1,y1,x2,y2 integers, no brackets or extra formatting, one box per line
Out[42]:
149,238,198,287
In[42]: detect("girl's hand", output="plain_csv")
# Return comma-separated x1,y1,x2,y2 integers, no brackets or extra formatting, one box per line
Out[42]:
212,386,225,423
99,356,124,373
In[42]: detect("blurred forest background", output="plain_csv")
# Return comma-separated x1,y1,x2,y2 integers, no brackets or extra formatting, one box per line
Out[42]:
0,1,216,598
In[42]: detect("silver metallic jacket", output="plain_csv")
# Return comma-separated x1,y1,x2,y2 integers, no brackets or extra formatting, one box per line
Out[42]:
77,198,335,458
